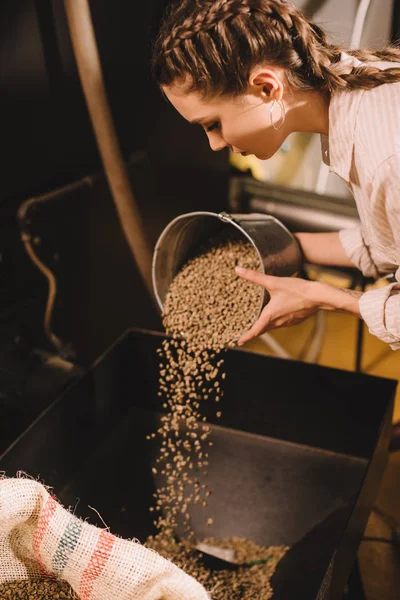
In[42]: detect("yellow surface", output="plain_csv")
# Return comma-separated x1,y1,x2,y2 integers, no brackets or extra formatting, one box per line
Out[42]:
230,152,265,180
360,452,400,597
245,311,400,422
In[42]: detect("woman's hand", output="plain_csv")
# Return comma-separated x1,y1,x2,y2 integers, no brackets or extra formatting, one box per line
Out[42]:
235,267,362,345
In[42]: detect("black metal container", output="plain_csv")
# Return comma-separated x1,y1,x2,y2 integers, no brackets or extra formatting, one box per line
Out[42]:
0,329,395,599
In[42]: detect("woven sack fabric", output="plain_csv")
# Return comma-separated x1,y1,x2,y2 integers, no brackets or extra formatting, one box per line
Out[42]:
0,477,210,600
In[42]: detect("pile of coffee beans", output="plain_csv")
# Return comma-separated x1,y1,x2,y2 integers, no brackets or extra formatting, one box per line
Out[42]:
147,534,288,600
0,578,78,599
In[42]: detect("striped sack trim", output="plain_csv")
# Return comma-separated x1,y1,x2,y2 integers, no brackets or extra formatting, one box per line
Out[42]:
78,530,116,600
52,516,84,577
32,495,58,574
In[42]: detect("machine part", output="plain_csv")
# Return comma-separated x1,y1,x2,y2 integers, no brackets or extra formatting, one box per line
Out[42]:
195,542,236,564
170,537,274,571
152,210,302,316
64,0,153,298
260,333,292,360
17,181,88,359
18,196,66,356
23,349,83,409
0,335,84,457
302,310,327,364
350,0,373,48
194,541,273,571
229,177,360,233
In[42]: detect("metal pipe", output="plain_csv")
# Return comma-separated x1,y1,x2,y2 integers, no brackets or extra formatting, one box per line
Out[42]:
64,0,153,297
260,333,292,359
18,196,65,354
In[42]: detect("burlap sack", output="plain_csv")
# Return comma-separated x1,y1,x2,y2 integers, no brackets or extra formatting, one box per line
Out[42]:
0,477,210,599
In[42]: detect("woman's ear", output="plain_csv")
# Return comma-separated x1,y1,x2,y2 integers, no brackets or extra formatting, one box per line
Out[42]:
248,67,284,101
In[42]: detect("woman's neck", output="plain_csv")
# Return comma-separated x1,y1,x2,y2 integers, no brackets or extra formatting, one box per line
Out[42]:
285,89,330,136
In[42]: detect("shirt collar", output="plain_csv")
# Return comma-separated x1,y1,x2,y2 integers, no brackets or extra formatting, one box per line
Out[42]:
321,52,365,183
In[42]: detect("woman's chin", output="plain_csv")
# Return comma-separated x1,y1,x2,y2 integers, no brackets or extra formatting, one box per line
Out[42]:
254,149,274,161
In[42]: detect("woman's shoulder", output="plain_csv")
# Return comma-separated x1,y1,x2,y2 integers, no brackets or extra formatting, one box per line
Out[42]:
357,73,400,122
356,59,400,114
354,77,400,172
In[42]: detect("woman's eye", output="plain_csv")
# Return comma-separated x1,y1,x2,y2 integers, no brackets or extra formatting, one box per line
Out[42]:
206,121,220,132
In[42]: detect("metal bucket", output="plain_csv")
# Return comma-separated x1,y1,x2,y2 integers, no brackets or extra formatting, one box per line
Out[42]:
152,211,302,316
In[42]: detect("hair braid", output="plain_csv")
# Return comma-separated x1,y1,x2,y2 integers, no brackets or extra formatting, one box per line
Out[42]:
340,65,400,90
162,0,249,55
161,0,290,55
274,4,344,91
153,0,400,96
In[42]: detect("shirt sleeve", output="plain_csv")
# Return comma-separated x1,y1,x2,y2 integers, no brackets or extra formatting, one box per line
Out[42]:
358,280,400,350
339,227,380,278
340,154,400,349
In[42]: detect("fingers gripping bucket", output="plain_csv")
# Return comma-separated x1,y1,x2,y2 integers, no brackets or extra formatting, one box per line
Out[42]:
152,211,302,322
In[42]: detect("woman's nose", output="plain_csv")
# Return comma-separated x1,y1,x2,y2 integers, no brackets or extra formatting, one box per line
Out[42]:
207,135,229,152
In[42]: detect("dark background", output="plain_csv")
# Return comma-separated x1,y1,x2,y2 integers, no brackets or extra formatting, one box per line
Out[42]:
0,0,230,365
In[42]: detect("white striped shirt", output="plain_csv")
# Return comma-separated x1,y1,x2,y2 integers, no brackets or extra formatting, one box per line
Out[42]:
321,53,400,349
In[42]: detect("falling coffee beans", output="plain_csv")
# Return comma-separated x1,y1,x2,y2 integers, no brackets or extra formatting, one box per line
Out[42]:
146,233,288,598
148,233,261,535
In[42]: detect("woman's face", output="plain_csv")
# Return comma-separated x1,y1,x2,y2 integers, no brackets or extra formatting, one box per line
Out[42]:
163,81,288,161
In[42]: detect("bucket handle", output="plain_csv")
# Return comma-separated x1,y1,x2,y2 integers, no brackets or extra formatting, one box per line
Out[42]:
218,211,234,224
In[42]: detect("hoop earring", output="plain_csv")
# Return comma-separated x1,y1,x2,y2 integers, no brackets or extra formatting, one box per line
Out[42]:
270,99,286,131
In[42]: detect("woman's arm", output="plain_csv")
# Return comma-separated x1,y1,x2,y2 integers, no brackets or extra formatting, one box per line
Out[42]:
294,232,357,268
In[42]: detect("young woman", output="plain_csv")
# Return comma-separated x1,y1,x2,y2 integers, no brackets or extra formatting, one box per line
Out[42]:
152,0,400,351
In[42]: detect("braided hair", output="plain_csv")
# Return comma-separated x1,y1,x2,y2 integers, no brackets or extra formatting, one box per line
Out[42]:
152,0,400,97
